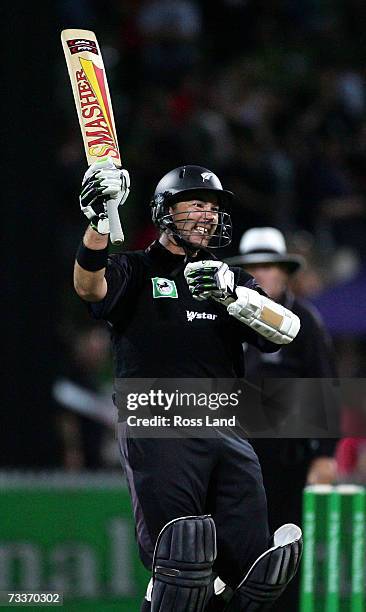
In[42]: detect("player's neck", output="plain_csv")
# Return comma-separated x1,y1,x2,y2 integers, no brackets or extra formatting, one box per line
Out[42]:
159,233,189,256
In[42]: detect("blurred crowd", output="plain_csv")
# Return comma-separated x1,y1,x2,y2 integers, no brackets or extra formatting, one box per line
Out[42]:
53,0,366,474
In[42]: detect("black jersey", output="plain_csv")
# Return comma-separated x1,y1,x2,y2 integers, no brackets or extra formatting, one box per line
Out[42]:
89,241,276,378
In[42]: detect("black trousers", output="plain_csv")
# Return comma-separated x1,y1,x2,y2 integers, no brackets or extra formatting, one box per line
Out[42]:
119,425,270,590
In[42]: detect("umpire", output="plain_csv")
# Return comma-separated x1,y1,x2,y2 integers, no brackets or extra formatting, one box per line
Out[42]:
226,227,337,382
226,227,338,610
73,160,303,612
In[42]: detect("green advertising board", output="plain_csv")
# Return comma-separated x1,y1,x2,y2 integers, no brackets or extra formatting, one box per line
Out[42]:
300,485,366,612
0,471,150,611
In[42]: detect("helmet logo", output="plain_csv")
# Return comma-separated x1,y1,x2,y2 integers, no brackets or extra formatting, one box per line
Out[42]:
201,172,214,182
155,193,165,204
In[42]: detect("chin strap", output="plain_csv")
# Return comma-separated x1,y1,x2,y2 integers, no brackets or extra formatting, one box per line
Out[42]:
166,226,219,278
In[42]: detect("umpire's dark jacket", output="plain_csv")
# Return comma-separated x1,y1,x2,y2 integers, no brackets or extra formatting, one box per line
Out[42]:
244,290,336,379
247,290,338,525
247,291,338,611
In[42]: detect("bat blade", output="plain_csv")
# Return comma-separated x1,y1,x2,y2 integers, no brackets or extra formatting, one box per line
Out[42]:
61,28,124,245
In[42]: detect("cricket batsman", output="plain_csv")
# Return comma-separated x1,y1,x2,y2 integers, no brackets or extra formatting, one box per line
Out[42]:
74,160,303,611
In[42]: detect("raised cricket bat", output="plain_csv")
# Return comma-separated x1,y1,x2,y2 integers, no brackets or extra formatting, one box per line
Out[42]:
61,28,124,245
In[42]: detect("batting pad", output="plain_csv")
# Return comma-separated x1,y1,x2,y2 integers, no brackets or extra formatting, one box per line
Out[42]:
223,523,303,611
151,515,217,612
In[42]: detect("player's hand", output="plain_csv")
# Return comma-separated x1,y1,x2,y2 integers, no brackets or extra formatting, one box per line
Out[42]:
184,260,235,301
80,157,130,234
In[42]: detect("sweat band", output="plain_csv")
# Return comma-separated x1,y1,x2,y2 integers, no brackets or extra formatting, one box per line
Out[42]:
76,242,109,272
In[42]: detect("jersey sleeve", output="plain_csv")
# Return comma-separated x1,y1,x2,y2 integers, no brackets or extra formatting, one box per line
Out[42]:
88,252,140,325
230,267,279,352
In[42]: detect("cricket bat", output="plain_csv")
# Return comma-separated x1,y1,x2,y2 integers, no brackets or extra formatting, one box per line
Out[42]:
61,28,124,245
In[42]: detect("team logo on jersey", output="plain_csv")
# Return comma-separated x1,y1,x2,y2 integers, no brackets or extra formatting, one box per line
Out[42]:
201,171,213,182
152,277,178,298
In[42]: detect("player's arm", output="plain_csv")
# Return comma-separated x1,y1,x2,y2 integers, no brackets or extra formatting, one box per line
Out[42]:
73,158,130,302
74,227,108,302
184,260,300,345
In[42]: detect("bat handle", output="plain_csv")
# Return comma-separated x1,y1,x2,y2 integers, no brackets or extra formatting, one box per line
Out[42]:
106,198,124,245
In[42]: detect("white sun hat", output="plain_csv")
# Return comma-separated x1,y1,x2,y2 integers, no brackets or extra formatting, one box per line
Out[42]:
226,227,305,274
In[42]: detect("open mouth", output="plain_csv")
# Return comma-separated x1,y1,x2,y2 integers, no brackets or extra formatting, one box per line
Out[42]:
192,224,211,236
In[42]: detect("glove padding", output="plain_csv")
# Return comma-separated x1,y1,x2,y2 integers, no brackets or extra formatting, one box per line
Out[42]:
80,157,130,234
227,285,300,344
184,260,235,301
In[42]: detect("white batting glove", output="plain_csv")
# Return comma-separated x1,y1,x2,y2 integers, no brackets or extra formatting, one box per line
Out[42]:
184,260,235,301
80,157,130,234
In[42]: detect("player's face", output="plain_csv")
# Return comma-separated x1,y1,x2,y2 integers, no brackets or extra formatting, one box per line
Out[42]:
171,195,219,248
245,264,289,299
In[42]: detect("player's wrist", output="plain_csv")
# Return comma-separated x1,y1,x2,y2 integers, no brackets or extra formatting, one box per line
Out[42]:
76,240,109,272
83,224,109,245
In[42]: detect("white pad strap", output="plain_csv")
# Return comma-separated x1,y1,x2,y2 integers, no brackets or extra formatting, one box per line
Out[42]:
227,286,300,344
146,578,153,602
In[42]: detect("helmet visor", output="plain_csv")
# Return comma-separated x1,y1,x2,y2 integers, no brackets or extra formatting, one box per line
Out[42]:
161,208,232,249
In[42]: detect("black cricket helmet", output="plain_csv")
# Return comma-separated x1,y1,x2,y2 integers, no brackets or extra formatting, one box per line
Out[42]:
150,165,234,249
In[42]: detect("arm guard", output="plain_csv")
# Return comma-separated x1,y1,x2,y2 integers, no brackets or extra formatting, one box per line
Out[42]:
226,286,300,345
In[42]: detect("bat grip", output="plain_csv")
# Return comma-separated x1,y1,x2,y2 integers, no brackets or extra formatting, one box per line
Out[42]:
106,198,124,245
